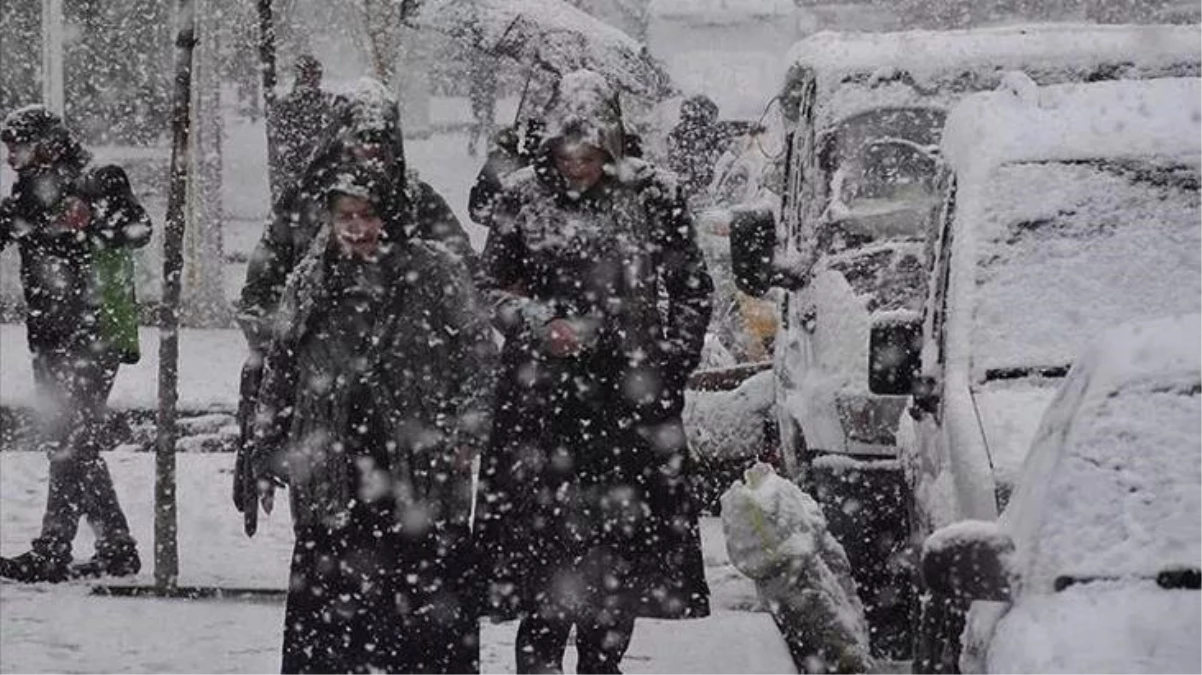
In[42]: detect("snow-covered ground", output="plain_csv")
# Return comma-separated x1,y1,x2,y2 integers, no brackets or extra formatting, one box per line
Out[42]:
0,325,245,412
0,451,794,673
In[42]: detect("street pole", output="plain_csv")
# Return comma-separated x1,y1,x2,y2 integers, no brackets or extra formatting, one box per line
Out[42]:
156,0,197,591
258,0,280,209
40,0,64,115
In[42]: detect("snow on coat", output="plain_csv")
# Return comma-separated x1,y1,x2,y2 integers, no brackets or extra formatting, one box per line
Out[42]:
251,228,495,532
474,69,715,622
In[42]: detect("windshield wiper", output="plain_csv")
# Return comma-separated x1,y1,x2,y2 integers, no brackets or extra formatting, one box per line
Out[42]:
1054,568,1202,592
1159,568,1202,590
984,365,1071,382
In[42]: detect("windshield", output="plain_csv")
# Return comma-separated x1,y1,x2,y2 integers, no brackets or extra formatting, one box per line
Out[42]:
822,106,942,207
972,158,1202,377
1020,378,1202,588
816,108,946,251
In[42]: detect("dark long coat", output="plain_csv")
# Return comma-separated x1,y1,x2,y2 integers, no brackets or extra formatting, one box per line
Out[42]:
475,142,716,623
252,231,496,673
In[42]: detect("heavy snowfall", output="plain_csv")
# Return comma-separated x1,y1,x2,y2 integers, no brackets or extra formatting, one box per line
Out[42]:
0,0,1199,673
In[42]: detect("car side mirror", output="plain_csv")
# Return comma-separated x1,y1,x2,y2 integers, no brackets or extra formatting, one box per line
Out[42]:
868,319,922,395
909,374,941,421
729,206,809,297
922,520,1014,602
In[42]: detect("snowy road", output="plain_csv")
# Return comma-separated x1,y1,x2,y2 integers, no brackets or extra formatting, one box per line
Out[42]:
0,451,796,673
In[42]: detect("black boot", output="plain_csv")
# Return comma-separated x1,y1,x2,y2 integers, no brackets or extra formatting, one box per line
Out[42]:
70,540,141,579
0,549,72,583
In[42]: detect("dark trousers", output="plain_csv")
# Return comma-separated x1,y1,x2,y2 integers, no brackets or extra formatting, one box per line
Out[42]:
516,613,636,675
30,349,133,559
282,503,479,674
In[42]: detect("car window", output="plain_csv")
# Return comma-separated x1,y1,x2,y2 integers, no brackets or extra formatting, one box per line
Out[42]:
818,107,945,176
824,241,927,313
832,139,941,212
814,108,946,253
971,158,1202,378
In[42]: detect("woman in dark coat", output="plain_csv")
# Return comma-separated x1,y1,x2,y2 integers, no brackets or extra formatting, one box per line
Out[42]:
233,78,476,528
250,164,495,674
475,69,715,674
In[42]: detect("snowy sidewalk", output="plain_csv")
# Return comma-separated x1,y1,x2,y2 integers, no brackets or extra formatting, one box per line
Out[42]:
0,324,245,412
0,451,796,673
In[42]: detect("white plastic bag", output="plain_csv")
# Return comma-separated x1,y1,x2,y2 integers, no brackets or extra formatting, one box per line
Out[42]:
721,462,875,673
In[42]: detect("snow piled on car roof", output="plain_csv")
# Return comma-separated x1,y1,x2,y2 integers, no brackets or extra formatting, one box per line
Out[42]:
967,155,1201,377
788,23,1200,82
942,76,1202,174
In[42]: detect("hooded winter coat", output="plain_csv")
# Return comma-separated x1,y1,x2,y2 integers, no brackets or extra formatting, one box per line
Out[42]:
0,105,152,355
251,223,494,535
250,168,495,671
238,79,475,353
475,71,714,622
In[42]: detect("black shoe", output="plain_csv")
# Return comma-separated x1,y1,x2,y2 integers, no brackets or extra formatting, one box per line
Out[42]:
70,545,141,579
0,550,72,583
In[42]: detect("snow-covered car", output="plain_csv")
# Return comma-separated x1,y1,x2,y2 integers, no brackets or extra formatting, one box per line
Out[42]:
884,76,1202,671
730,23,1201,658
919,313,1202,673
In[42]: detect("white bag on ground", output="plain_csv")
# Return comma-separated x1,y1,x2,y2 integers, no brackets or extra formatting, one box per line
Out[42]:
721,462,874,674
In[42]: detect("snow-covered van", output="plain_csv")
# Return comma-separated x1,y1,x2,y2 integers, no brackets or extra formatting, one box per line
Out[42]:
730,24,1200,658
892,76,1202,670
919,314,1202,673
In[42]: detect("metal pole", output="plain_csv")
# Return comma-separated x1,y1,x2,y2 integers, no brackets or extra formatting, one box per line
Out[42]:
40,0,64,115
257,0,280,209
156,0,197,590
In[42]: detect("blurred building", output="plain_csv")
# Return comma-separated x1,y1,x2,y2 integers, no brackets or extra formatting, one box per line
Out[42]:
647,0,803,120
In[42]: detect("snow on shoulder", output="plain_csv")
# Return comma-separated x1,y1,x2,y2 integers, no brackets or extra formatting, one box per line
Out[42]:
942,76,1202,174
787,23,1200,83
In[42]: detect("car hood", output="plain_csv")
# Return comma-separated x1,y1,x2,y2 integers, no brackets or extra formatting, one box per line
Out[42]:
971,379,1060,499
987,580,1201,673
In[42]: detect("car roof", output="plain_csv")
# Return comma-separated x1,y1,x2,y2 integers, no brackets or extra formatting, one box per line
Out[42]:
941,77,1202,175
787,23,1200,81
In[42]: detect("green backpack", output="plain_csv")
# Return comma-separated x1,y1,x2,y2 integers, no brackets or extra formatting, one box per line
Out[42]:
93,243,141,364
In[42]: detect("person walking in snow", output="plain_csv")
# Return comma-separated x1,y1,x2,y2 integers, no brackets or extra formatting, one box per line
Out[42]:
467,56,498,157
0,105,150,582
474,70,714,674
667,95,726,200
270,54,334,200
233,79,476,528
250,163,495,674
